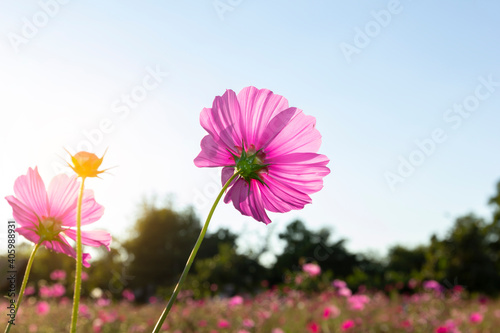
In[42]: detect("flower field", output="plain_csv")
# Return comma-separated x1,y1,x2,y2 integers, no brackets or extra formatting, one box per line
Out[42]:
4,277,500,333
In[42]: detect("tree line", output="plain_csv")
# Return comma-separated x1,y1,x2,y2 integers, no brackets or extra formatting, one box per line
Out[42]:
2,180,500,300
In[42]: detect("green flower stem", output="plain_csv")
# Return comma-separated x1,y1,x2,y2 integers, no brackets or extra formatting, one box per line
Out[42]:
70,177,86,333
152,172,240,333
4,242,41,333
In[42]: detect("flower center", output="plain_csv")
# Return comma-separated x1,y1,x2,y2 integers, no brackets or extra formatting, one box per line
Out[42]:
38,218,64,241
232,144,269,184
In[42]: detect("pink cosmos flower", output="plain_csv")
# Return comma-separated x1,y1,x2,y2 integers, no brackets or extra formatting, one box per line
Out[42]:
469,312,483,323
307,322,319,333
50,269,66,280
333,279,347,289
229,295,244,306
194,86,330,224
303,263,321,277
217,319,231,328
122,289,135,302
36,301,50,315
25,285,35,296
341,319,355,331
323,305,341,319
5,167,111,267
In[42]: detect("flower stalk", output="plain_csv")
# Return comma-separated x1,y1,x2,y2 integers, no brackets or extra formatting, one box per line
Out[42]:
151,172,240,333
70,177,86,333
4,242,41,333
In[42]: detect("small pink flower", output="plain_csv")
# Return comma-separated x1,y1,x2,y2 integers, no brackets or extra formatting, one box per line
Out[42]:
229,295,244,306
435,326,449,333
218,319,231,328
423,280,443,292
81,271,89,281
79,304,91,318
333,279,347,289
307,322,319,333
51,283,66,298
122,289,135,302
303,263,321,277
96,298,111,307
469,312,483,323
323,305,340,319
272,329,285,333
50,269,66,281
194,86,330,224
149,296,158,304
341,319,355,331
338,287,352,297
36,301,50,315
25,286,35,296
242,319,255,328
5,168,111,267
39,285,52,298
29,324,38,333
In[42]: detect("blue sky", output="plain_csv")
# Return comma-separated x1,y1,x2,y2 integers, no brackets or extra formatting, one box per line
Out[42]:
1,1,499,261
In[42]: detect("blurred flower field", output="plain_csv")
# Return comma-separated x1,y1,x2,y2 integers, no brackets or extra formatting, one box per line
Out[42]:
4,271,500,333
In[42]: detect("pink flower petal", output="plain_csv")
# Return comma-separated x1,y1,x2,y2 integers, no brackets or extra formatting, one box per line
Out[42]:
47,173,79,219
15,226,41,244
199,89,243,151
266,111,322,157
60,189,104,227
224,179,271,224
194,135,234,167
13,167,49,218
237,87,289,145
64,229,112,250
5,195,39,227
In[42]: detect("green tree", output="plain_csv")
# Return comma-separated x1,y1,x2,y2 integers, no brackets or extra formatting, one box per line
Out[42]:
122,203,201,300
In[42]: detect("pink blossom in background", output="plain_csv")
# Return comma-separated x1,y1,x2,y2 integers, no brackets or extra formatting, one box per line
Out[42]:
323,305,341,319
39,285,52,298
5,167,111,267
122,289,135,302
272,329,285,333
148,296,158,304
340,319,355,331
307,322,319,333
194,86,330,224
469,312,483,323
25,285,35,296
348,294,370,311
51,283,66,298
423,280,443,293
229,295,244,306
79,304,91,318
435,326,449,333
81,271,89,281
333,279,347,289
50,269,66,280
92,318,103,333
338,287,352,298
303,263,321,277
217,319,230,328
242,319,255,328
36,301,50,315
29,324,38,333
96,298,111,307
